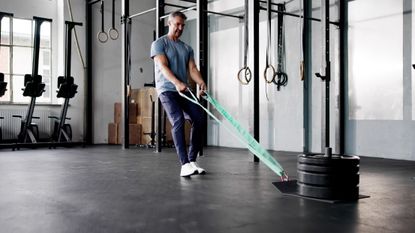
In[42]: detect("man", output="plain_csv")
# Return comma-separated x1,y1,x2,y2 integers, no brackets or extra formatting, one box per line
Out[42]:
151,11,207,177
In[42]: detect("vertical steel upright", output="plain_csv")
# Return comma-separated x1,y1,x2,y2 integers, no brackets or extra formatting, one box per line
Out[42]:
121,0,130,149
303,0,312,153
197,0,208,153
86,1,102,145
339,0,348,154
156,0,165,153
253,0,260,162
321,0,332,156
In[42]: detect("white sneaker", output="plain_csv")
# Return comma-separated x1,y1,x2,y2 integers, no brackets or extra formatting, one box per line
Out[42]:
180,163,197,177
190,162,206,174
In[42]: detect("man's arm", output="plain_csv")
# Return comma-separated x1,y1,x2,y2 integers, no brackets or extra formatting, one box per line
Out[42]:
154,54,187,92
188,58,206,94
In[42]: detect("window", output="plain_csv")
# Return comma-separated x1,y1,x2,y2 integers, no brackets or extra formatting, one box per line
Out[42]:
0,16,52,103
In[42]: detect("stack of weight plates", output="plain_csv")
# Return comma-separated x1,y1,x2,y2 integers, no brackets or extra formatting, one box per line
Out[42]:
297,153,360,200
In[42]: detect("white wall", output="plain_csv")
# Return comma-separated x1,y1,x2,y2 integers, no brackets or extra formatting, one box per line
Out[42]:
345,0,415,160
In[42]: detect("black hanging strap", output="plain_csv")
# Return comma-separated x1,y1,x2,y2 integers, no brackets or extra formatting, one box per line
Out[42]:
273,3,288,90
263,0,276,84
237,0,252,85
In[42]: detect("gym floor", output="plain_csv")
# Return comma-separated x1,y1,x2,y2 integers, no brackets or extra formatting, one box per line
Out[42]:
0,146,414,233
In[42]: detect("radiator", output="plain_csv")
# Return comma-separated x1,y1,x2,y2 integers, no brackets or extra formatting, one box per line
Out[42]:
0,109,53,140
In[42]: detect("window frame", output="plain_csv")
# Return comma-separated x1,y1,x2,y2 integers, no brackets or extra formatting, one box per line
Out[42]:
0,16,53,104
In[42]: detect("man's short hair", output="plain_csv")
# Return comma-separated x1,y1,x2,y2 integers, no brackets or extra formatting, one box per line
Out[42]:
169,11,187,21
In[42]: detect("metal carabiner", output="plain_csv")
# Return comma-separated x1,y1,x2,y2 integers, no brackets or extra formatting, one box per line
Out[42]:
280,172,289,182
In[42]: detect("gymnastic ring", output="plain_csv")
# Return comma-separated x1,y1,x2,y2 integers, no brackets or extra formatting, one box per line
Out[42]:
108,27,119,40
273,71,288,84
237,67,252,85
97,31,108,43
263,64,276,84
273,71,288,90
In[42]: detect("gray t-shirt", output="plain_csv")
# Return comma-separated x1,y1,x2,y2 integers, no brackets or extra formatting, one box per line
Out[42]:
150,35,194,94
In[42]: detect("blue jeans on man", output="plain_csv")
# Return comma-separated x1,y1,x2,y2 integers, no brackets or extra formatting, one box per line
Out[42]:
159,91,205,165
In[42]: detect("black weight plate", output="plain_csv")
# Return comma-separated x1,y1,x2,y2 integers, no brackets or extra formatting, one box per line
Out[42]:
297,163,359,174
298,153,360,166
297,171,360,186
298,182,359,200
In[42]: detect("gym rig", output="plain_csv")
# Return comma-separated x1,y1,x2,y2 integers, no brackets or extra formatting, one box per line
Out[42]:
85,0,362,201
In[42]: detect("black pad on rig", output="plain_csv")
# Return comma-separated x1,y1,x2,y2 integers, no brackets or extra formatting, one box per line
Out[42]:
22,74,46,97
57,76,78,99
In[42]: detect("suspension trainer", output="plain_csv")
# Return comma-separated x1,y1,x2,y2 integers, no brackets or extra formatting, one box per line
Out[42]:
97,0,108,43
263,0,276,85
237,0,251,85
273,3,288,90
108,0,119,40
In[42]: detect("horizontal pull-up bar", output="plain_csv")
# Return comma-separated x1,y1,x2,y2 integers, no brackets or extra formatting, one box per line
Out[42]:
129,7,156,19
160,8,243,20
164,2,194,9
127,2,244,22
164,3,243,20
88,0,101,5
259,6,339,27
160,6,197,20
206,10,243,20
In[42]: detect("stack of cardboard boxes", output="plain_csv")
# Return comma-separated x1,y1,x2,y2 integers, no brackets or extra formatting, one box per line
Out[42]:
108,102,141,145
108,87,191,145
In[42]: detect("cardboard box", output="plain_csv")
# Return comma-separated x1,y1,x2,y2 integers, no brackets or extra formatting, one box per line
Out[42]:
129,123,142,145
130,89,140,105
138,87,157,118
108,123,119,144
144,117,190,145
115,102,139,124
139,116,154,145
111,123,142,145
129,103,138,124
114,103,122,124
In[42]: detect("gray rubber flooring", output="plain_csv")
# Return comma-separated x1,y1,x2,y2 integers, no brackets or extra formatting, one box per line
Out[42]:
0,145,414,233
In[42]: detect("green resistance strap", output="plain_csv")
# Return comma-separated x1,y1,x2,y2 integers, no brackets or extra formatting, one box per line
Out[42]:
180,89,288,180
